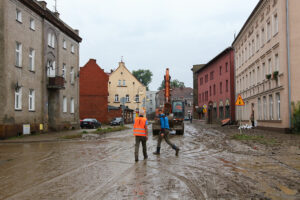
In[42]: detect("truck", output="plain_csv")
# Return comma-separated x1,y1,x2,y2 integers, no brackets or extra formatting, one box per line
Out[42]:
152,68,185,135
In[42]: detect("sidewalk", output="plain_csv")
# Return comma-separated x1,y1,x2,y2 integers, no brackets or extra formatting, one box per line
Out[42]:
0,125,133,144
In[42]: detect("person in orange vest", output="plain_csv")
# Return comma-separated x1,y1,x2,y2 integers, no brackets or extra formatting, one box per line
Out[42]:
133,109,148,162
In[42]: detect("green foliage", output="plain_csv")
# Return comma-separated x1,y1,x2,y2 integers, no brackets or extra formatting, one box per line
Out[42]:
158,79,185,90
232,134,278,145
292,102,300,133
132,69,153,91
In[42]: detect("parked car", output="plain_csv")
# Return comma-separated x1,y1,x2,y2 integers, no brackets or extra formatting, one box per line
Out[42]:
110,117,124,126
80,118,101,129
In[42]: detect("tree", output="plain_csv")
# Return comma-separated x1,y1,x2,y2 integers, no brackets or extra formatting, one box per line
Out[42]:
132,69,153,91
158,79,185,90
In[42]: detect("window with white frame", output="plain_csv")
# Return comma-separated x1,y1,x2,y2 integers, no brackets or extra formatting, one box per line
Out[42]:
118,80,121,86
16,9,22,22
263,96,267,120
269,95,273,120
70,98,74,113
63,40,67,49
267,21,271,41
47,60,56,77
29,89,35,111
70,67,74,84
258,98,262,120
276,93,280,120
268,58,272,74
15,88,22,110
275,53,279,71
63,96,67,113
71,44,75,53
126,95,130,102
114,94,119,102
48,32,55,48
123,80,126,86
135,95,139,102
273,13,278,35
29,48,35,71
62,63,66,79
30,18,35,30
16,42,22,67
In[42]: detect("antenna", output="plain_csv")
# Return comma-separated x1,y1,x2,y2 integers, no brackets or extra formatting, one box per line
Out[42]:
54,0,57,12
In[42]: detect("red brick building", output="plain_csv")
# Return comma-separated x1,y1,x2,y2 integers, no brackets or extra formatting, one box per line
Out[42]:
80,59,109,123
196,47,235,123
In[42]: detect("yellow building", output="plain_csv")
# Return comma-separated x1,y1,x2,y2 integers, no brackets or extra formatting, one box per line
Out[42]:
108,61,146,113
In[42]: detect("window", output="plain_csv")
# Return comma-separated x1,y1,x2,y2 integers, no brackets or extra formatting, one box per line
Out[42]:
123,80,126,86
135,95,139,102
63,96,67,113
29,89,35,111
114,94,119,102
30,18,35,30
275,54,279,71
209,86,211,96
71,44,75,53
200,77,203,85
205,74,208,83
48,32,55,48
276,93,280,120
226,63,228,72
268,58,272,74
219,66,222,75
63,40,67,49
273,13,278,35
252,40,255,56
70,98,74,113
70,67,74,84
257,66,260,83
258,98,262,120
263,96,267,120
118,80,121,86
262,63,266,80
219,106,224,119
267,21,271,41
269,95,273,120
15,88,22,110
220,82,223,94
29,48,35,71
199,94,201,102
62,63,66,79
210,71,214,80
47,60,56,77
256,34,260,51
126,95,130,102
16,9,22,22
150,99,153,105
213,84,216,95
16,42,22,67
226,80,229,92
261,27,265,46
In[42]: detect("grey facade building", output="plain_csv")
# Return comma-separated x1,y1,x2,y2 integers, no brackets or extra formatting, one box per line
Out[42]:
0,0,82,138
146,91,156,114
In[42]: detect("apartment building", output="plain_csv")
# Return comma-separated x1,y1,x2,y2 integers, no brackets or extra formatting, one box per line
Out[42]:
233,0,300,131
108,61,146,113
196,47,235,123
0,0,82,138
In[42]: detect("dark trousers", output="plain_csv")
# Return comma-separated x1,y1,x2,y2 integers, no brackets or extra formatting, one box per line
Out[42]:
157,129,178,150
135,136,147,160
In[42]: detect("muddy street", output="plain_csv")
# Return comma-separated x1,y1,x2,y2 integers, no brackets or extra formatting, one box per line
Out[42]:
0,122,299,200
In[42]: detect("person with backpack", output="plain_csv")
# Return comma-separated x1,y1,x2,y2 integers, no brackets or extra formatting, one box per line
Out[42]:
153,109,180,156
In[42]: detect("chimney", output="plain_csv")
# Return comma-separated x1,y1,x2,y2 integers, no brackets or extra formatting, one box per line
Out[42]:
74,29,79,35
38,1,47,9
54,11,60,18
110,69,114,73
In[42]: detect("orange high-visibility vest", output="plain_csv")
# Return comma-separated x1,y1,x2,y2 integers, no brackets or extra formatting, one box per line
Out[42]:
133,117,147,136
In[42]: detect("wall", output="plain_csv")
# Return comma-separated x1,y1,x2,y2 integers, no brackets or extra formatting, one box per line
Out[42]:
80,59,109,123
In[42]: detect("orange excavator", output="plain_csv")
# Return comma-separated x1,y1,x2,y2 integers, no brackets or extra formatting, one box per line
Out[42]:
152,68,185,135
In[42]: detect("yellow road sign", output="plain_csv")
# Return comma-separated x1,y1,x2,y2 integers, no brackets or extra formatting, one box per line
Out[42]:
235,94,245,106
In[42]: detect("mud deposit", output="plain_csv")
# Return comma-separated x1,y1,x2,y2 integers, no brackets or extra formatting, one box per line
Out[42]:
0,122,299,199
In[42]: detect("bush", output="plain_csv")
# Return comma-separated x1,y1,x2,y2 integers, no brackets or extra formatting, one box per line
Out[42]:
292,102,300,133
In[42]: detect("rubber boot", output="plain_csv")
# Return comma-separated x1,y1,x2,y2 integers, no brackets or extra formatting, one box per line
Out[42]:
153,147,160,155
173,145,180,156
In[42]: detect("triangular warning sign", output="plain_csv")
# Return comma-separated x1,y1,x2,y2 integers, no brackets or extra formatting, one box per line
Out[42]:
235,94,245,106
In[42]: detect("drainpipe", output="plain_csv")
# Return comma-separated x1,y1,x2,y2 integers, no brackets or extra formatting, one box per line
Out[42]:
286,0,292,130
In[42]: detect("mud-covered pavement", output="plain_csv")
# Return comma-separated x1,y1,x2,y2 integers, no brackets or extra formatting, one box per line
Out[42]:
0,122,300,200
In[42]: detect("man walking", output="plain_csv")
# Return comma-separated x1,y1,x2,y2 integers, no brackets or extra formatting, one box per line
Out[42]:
133,109,148,162
153,109,180,156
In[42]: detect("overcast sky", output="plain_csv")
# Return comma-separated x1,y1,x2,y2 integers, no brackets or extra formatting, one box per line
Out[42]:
45,0,259,91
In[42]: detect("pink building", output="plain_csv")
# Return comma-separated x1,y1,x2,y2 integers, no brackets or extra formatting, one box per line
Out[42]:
196,47,235,123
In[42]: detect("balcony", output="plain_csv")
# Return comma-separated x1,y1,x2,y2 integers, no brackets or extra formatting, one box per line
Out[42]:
47,76,65,89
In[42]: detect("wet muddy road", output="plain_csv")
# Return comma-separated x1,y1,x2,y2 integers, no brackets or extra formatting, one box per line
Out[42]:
0,122,299,200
